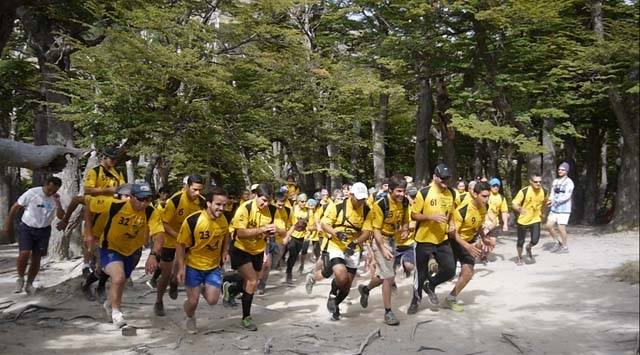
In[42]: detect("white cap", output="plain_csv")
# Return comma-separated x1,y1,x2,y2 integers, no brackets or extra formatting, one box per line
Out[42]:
351,182,368,200
250,183,259,191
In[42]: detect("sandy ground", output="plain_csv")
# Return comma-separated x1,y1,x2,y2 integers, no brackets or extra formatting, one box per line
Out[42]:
0,226,638,355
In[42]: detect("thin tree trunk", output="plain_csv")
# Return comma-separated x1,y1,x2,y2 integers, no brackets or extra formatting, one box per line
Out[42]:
541,119,556,189
473,141,483,179
239,147,252,189
435,79,457,182
486,140,498,178
414,77,433,186
126,160,135,184
351,119,361,180
372,93,388,185
582,126,602,224
598,131,608,201
327,143,341,191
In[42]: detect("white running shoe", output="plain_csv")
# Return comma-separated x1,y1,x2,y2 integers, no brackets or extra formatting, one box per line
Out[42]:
186,316,197,334
112,310,127,328
15,277,24,293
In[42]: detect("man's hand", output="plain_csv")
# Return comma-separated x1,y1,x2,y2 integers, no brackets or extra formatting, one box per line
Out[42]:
262,224,276,235
400,230,409,242
51,193,61,204
145,254,158,274
465,242,482,258
84,234,97,249
344,241,357,256
502,224,508,232
381,245,394,260
429,214,448,224
176,267,186,285
56,219,68,231
336,232,348,241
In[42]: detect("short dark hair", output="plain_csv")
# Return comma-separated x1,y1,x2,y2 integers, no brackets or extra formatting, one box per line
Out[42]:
255,183,274,199
388,175,407,191
474,181,491,194
45,176,62,187
529,173,541,180
205,186,228,201
158,186,170,194
275,191,287,201
187,174,204,186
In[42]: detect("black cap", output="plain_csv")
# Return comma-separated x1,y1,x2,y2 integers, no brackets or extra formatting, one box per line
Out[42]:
434,163,451,179
103,147,119,159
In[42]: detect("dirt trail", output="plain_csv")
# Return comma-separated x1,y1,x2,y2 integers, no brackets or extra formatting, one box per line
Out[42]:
0,226,638,355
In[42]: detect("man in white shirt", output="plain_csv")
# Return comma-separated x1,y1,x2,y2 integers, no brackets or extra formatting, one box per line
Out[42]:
2,177,64,293
546,162,575,253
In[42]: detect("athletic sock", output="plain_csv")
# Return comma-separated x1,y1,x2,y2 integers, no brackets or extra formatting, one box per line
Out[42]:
330,279,339,296
241,292,253,319
335,287,348,305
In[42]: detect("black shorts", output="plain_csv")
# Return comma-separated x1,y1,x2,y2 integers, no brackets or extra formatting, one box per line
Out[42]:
161,247,176,262
450,238,476,266
18,222,51,256
330,258,357,275
230,244,263,272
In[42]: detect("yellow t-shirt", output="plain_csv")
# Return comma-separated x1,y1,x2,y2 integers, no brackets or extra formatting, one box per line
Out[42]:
85,195,109,237
455,191,469,206
177,210,228,270
231,199,285,255
321,198,373,252
290,205,315,240
488,192,508,226
411,183,455,244
90,197,151,256
271,205,292,244
162,189,205,249
513,186,546,225
371,196,410,238
84,164,125,190
286,182,300,197
453,199,487,242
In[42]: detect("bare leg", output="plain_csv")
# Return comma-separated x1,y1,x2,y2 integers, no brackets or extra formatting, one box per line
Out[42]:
26,253,42,284
450,264,474,297
104,261,126,311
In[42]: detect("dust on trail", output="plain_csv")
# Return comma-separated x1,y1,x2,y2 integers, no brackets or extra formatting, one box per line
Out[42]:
0,226,638,355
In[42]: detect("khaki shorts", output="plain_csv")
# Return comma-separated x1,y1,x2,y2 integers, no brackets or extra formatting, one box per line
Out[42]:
373,238,396,279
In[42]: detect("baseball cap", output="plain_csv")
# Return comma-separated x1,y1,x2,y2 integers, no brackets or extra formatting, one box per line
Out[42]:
250,183,259,192
351,182,368,200
131,183,152,199
306,198,318,207
489,178,501,187
406,185,418,198
434,164,451,179
558,162,570,172
103,147,119,159
116,183,133,196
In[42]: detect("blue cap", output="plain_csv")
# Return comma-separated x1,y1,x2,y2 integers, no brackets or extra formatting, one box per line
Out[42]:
131,183,152,198
279,185,288,193
306,198,318,207
489,178,501,187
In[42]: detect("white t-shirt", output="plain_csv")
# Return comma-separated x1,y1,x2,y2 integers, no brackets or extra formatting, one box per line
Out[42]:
18,187,58,228
549,177,574,214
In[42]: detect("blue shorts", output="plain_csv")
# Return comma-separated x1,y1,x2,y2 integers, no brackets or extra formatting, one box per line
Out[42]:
99,248,142,279
185,266,222,289
18,222,51,256
394,245,416,268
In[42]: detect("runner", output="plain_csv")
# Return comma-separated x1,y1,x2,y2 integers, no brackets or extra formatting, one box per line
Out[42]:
407,164,456,314
546,162,574,253
229,183,287,330
146,186,170,289
175,187,230,334
2,177,64,294
356,175,410,325
284,193,316,284
512,174,547,265
445,181,493,312
257,191,291,294
318,182,373,321
484,178,509,262
303,198,320,265
394,184,418,280
154,174,206,316
85,183,157,328
455,180,467,205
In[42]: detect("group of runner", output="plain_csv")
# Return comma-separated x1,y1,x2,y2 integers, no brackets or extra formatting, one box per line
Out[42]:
2,148,575,333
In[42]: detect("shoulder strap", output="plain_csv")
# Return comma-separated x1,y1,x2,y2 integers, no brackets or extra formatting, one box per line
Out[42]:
522,186,529,201
145,205,155,220
101,201,127,249
268,204,277,224
186,211,202,248
246,200,254,216
284,206,291,219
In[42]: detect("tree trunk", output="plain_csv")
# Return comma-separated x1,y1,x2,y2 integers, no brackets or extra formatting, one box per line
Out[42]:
435,79,457,182
514,154,524,194
473,141,483,179
239,147,252,189
599,131,608,201
125,160,135,184
372,93,388,185
581,126,602,224
414,77,433,186
271,141,283,182
144,155,159,188
486,140,498,178
350,119,361,180
326,143,341,191
541,119,556,189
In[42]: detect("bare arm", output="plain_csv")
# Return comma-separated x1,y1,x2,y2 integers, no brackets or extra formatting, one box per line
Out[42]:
162,222,178,239
84,186,117,196
2,203,22,236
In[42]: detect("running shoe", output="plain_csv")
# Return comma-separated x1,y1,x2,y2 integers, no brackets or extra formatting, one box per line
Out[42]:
422,281,439,305
169,281,178,300
407,301,419,315
82,266,91,278
556,247,569,254
186,316,197,334
286,273,293,285
446,296,464,312
25,283,36,295
384,310,400,326
153,302,165,316
305,273,315,295
358,284,369,308
112,310,127,328
330,307,341,321
391,282,398,295
222,281,232,307
326,294,337,313
145,278,157,290
550,242,562,253
516,257,524,266
15,277,24,293
298,265,304,275
241,316,258,331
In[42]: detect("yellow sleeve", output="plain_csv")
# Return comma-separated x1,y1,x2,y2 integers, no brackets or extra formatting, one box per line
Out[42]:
176,217,194,248
512,190,524,208
499,197,508,213
89,196,111,214
371,202,384,230
231,204,249,230
162,197,177,224
84,168,98,189
274,209,286,230
411,190,426,216
149,208,165,236
321,203,338,226
361,209,374,232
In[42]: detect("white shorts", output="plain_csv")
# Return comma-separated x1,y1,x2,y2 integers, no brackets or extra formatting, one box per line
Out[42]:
373,238,395,280
326,246,360,270
548,212,570,225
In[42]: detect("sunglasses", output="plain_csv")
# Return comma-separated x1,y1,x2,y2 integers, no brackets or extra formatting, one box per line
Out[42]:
437,176,451,182
532,180,542,184
491,184,500,188
135,196,152,202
